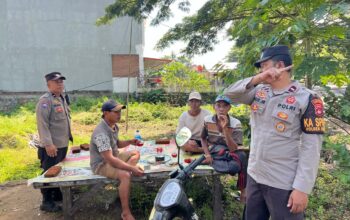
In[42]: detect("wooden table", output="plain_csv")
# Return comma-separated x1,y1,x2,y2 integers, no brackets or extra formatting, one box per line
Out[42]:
28,140,224,220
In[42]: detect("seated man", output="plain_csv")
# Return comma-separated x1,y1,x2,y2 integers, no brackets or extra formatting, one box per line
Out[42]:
201,95,247,202
176,91,211,153
90,99,144,220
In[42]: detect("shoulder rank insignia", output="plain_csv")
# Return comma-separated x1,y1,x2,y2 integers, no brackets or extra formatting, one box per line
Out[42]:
301,95,325,134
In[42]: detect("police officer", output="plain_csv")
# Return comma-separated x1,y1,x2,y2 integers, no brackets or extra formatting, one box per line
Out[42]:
224,45,325,220
36,72,73,212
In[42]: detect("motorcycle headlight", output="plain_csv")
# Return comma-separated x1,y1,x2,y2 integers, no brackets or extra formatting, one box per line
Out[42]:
159,181,181,207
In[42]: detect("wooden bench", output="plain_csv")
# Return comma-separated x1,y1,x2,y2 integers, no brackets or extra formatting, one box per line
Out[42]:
29,141,226,220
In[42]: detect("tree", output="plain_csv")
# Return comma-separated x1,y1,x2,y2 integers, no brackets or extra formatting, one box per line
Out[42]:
98,0,349,87
158,61,210,92
98,0,350,123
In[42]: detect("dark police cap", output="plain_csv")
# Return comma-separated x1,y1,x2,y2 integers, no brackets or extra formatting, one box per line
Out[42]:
101,99,126,112
254,45,291,68
45,72,66,82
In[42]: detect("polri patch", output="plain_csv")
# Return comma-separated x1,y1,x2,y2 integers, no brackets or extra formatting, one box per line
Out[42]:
286,96,296,104
301,95,325,134
251,103,259,112
256,91,266,99
311,98,324,117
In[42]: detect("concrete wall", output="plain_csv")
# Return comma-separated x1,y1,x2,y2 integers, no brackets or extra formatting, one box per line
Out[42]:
0,0,144,92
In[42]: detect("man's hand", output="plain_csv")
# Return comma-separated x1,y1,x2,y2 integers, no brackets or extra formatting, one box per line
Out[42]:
45,145,57,157
131,166,144,177
218,114,228,128
287,189,308,214
257,65,293,84
203,154,213,165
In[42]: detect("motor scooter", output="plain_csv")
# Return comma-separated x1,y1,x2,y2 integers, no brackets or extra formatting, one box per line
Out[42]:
149,127,210,220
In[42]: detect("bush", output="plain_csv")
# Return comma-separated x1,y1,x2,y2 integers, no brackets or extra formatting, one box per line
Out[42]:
74,112,101,125
138,89,167,104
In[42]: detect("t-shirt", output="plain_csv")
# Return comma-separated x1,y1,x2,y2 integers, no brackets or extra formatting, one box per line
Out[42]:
90,119,119,172
201,114,243,148
176,109,211,140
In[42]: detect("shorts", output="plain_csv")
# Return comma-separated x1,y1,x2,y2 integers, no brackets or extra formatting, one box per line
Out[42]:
95,151,135,179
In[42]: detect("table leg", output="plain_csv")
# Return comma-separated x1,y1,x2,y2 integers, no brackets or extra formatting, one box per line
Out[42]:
61,186,73,220
213,175,223,220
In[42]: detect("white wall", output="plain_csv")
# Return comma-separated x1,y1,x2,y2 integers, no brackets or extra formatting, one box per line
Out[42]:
0,0,144,92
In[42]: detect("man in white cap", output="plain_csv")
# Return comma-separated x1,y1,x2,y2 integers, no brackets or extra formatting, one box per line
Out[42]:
176,91,211,153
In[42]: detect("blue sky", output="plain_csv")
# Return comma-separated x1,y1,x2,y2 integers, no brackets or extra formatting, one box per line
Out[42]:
143,2,233,69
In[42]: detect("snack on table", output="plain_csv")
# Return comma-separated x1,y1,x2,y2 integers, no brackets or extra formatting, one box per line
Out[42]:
155,155,165,162
71,146,81,154
155,139,170,145
80,143,90,151
44,166,62,178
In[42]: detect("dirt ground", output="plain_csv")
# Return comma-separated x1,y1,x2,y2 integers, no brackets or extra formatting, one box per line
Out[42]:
0,180,126,220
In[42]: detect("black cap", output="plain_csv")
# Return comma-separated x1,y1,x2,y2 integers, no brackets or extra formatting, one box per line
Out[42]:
45,72,66,82
101,99,126,112
254,45,291,68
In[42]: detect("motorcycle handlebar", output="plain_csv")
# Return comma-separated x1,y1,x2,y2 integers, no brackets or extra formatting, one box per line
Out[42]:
176,154,206,181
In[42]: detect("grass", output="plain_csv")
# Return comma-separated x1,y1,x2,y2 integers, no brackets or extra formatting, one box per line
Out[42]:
0,97,349,219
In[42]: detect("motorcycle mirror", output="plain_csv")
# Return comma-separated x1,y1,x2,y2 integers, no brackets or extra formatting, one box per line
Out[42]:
175,127,191,170
175,127,191,147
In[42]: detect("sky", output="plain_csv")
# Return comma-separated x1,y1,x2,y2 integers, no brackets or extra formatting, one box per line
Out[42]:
143,2,233,69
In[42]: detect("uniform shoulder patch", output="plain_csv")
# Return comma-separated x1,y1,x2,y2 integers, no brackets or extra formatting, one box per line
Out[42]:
301,95,325,134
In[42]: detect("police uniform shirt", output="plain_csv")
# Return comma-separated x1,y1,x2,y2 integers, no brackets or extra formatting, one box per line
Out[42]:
90,119,120,173
36,92,72,148
201,114,243,148
224,77,325,194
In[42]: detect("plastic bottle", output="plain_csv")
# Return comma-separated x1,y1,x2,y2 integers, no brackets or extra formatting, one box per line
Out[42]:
134,130,142,141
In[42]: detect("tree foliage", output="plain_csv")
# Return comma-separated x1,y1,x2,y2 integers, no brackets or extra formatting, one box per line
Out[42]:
99,1,349,85
158,61,210,92
99,0,350,122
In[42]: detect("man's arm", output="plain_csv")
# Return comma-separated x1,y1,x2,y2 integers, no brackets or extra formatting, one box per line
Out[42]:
289,94,324,213
223,77,257,105
117,139,139,148
36,98,53,146
36,98,57,157
293,133,322,194
218,115,239,152
200,124,212,164
94,134,143,176
100,150,143,176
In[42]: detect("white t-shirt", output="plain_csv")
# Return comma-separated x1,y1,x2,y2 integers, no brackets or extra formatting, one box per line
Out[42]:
176,109,211,140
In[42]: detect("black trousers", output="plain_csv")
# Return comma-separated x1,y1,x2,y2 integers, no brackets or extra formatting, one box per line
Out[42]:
37,147,68,202
245,174,304,220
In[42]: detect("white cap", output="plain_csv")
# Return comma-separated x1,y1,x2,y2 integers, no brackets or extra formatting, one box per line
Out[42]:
188,91,202,101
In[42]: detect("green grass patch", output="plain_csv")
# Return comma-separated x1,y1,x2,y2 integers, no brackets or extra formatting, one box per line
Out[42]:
0,97,349,219
0,148,41,182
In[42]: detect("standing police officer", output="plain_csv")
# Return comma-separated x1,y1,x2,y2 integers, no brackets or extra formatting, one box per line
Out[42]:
36,72,73,212
224,45,325,220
